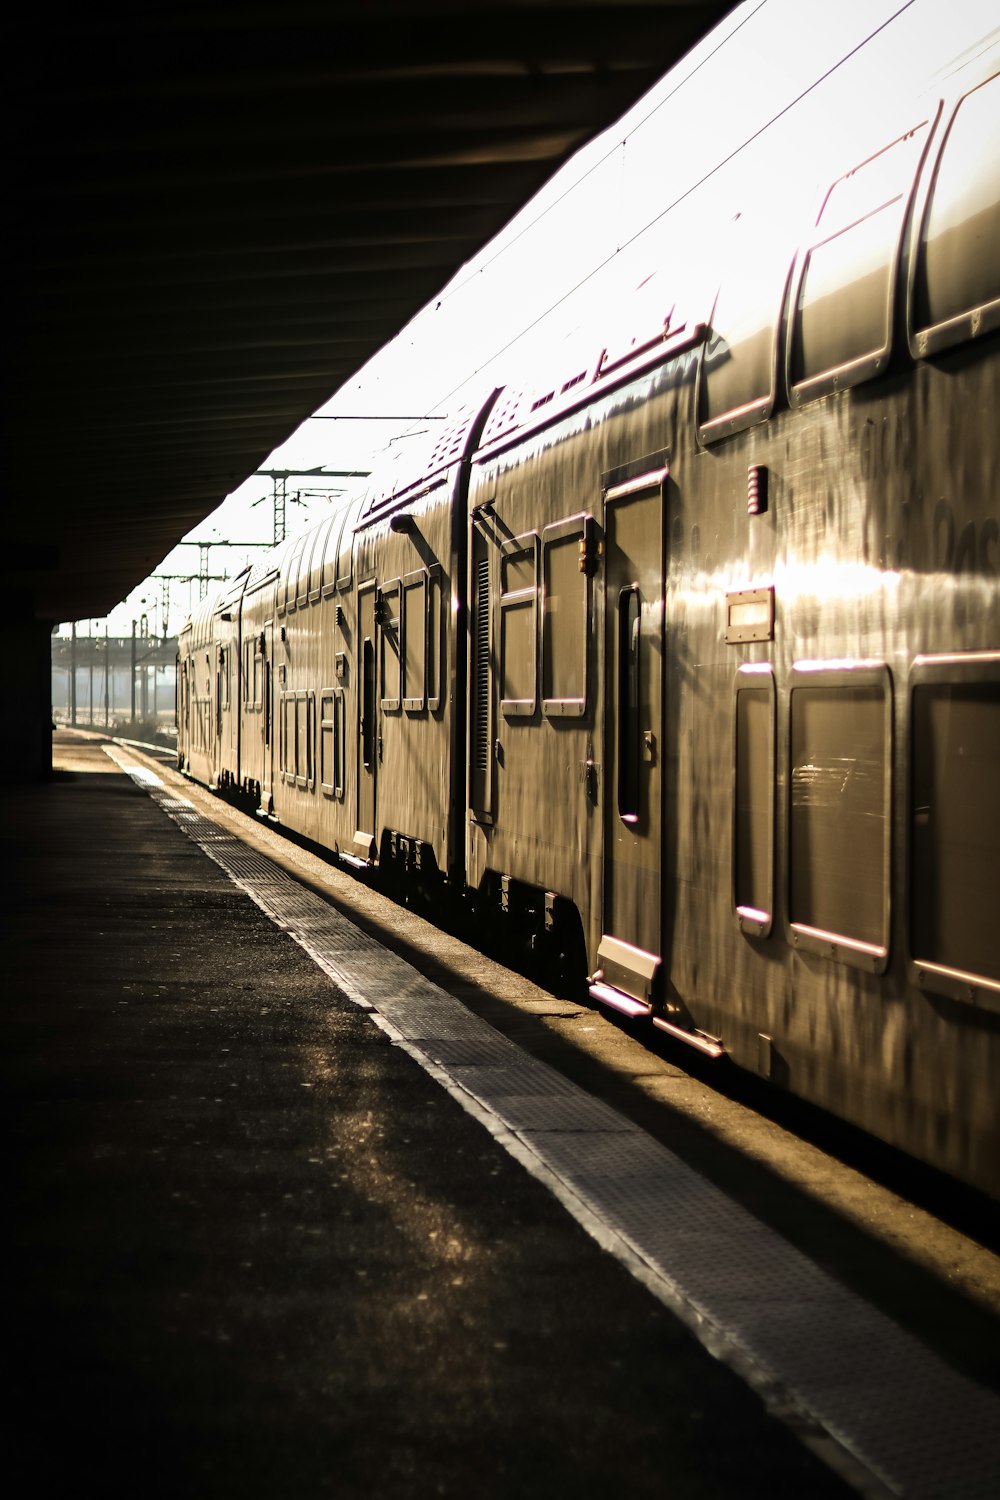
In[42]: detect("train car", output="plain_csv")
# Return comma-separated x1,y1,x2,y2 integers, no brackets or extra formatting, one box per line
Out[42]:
178,4,1000,1196
236,546,286,810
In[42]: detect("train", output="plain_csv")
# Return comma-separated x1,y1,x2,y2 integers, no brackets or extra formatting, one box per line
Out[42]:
178,2,1000,1198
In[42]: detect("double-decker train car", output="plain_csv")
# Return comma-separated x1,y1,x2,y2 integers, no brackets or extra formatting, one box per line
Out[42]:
178,4,1000,1197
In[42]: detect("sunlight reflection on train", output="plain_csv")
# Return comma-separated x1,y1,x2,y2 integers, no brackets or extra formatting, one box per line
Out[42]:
773,554,902,607
672,554,902,615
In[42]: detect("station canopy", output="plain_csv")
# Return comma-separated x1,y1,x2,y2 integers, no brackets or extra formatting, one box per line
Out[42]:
6,1,732,622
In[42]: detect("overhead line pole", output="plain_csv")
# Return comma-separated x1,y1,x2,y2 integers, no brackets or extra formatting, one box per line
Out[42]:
254,467,370,545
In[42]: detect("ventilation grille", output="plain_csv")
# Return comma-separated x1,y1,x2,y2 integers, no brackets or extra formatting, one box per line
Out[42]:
425,405,475,473
479,386,528,449
471,555,491,781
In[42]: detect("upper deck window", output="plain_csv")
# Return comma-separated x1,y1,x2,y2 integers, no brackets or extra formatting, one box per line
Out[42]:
337,497,361,591
789,121,931,404
910,72,1000,358
310,513,336,600
281,533,308,614
296,525,320,607
698,212,791,444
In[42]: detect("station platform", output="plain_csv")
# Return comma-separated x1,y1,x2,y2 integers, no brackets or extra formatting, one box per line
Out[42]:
6,731,1000,1499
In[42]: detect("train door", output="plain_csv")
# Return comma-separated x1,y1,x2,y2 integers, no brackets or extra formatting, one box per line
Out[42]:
212,644,225,787
177,656,188,764
355,580,378,860
592,469,667,1016
230,619,241,788
261,621,275,814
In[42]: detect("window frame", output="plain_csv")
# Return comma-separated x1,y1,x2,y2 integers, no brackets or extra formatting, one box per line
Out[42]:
319,687,346,800
786,659,893,973
296,527,320,609
379,577,402,713
906,651,1000,1011
321,507,349,597
280,688,316,790
788,117,936,408
696,212,794,445
541,513,593,719
402,568,428,713
337,498,360,593
499,532,540,718
732,662,776,939
310,514,336,603
426,563,443,714
907,74,1000,360
282,534,308,614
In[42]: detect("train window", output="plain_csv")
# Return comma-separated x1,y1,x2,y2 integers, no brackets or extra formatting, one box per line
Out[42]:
500,533,539,718
789,121,931,404
380,579,401,712
402,570,427,712
787,662,892,972
320,688,345,799
909,73,1000,359
280,692,293,781
299,693,314,789
698,211,790,444
310,514,335,601
280,691,315,789
252,639,263,710
337,497,360,592
243,638,260,712
282,534,307,614
617,586,641,822
297,527,320,607
908,654,1000,1008
322,507,348,596
733,664,775,939
541,515,592,717
218,647,229,711
426,563,442,713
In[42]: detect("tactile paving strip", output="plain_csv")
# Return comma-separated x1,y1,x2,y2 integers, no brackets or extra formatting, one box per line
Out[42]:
115,756,1000,1500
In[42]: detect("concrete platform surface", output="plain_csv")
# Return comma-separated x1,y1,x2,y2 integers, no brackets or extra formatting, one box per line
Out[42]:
7,733,854,1500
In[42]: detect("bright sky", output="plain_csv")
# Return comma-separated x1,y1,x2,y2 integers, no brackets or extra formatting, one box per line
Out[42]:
57,0,997,639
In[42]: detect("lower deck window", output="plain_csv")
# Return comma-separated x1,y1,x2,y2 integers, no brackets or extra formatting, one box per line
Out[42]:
320,689,345,799
500,535,538,716
733,666,774,936
402,571,427,711
380,580,401,711
788,663,891,969
280,690,315,789
541,514,591,716
910,660,1000,998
